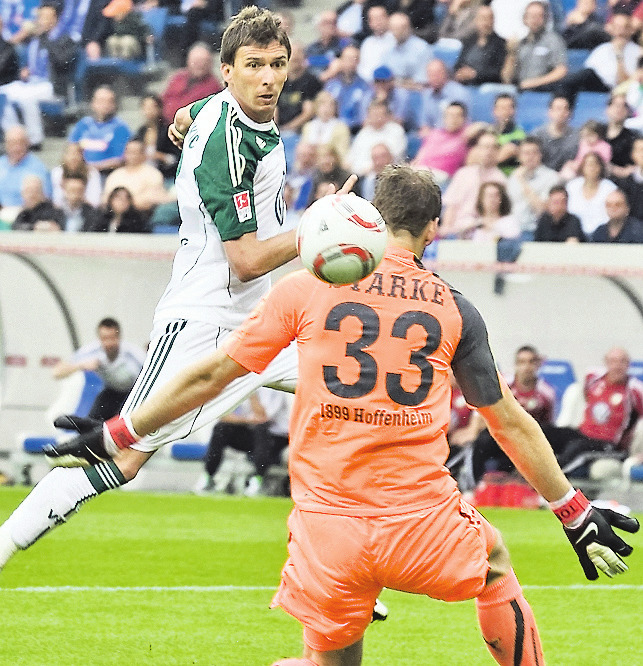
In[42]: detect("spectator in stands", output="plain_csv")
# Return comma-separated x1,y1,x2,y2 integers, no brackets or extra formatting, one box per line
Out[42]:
389,0,437,42
0,2,77,149
566,151,618,236
562,0,610,49
555,347,643,475
439,0,481,42
134,94,181,182
102,139,172,218
468,181,521,241
51,143,103,209
620,56,643,130
12,175,65,231
346,100,407,175
1,0,40,44
441,130,507,237
532,95,580,171
336,0,369,43
417,58,471,129
386,12,432,90
606,93,638,178
357,4,394,82
502,1,568,92
506,136,560,239
286,141,317,211
306,10,350,78
471,345,557,484
276,42,322,134
453,5,507,86
619,136,643,211
412,101,469,184
91,185,150,232
0,18,19,86
560,119,612,180
534,185,585,241
492,93,527,173
52,317,145,421
300,91,351,163
556,12,640,102
179,0,224,56
324,44,371,133
102,0,148,60
591,188,643,242
78,0,115,62
366,65,417,131
360,142,394,201
0,126,51,208
309,144,359,205
161,42,222,125
59,173,102,232
490,0,536,41
69,85,132,176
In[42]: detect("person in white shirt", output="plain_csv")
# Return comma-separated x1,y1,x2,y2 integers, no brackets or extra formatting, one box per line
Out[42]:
385,11,433,89
346,100,407,175
357,5,395,82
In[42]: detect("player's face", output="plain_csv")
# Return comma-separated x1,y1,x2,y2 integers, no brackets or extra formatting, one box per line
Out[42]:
222,41,289,123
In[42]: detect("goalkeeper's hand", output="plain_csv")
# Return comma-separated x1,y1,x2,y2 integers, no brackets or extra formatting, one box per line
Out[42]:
45,414,140,467
552,489,639,580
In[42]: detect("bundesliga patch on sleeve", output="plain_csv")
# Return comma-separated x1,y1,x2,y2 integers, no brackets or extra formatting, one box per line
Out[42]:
233,191,252,222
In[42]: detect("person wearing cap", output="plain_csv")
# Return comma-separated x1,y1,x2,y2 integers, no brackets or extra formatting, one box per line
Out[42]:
103,0,148,60
369,65,418,131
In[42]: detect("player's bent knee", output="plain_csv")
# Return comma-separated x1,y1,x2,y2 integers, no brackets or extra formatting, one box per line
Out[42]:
486,529,512,586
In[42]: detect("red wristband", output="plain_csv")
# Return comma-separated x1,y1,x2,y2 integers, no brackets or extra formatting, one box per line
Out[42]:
105,416,138,449
552,489,590,525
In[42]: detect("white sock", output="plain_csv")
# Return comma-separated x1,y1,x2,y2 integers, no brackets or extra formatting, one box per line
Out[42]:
2,461,126,552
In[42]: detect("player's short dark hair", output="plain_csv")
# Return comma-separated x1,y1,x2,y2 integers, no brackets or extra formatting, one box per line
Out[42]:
220,6,291,66
373,165,441,236
98,318,120,332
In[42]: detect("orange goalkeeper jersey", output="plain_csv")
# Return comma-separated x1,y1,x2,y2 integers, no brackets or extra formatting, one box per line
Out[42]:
225,246,503,515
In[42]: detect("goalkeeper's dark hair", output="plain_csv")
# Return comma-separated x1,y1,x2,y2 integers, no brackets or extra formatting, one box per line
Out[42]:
373,165,441,237
220,6,291,66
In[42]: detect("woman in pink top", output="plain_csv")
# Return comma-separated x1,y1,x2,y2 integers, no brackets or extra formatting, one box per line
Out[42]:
560,120,612,181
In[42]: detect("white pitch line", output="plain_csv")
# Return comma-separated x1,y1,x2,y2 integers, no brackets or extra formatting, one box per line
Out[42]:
1,584,642,593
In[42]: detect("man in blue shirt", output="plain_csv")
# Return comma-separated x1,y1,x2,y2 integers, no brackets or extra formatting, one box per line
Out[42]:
0,126,51,208
69,85,131,175
323,44,371,133
417,58,471,129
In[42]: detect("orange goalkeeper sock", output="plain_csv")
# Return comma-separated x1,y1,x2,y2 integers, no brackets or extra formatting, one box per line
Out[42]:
475,569,545,665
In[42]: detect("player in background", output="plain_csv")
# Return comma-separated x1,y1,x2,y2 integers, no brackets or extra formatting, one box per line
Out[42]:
27,166,639,666
0,6,359,575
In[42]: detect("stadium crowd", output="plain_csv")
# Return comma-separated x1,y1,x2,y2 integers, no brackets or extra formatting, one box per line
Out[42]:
0,0,642,240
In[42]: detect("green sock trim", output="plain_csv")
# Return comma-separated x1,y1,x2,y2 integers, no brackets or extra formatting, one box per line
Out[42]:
84,461,126,494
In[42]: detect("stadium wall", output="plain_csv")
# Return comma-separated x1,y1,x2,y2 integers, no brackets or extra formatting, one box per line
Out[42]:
0,233,642,452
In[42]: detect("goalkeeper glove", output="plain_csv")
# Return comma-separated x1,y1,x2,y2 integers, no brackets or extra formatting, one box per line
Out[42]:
551,489,639,580
45,414,140,467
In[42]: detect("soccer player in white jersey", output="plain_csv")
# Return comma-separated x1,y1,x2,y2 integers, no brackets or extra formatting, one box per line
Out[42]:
0,6,355,574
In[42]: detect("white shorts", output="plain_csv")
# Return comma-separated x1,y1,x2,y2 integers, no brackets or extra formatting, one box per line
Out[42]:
121,319,298,453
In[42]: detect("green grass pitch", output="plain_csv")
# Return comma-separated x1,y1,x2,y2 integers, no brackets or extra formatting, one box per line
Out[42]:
0,487,641,665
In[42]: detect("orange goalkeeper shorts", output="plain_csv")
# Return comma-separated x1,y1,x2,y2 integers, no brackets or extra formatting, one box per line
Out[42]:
271,490,496,652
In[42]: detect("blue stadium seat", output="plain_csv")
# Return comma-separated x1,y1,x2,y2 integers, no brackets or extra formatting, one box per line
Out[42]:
470,84,517,123
23,437,56,454
629,360,643,381
432,38,463,71
516,91,551,132
567,49,590,74
170,442,208,460
152,224,179,234
539,359,576,417
571,91,609,127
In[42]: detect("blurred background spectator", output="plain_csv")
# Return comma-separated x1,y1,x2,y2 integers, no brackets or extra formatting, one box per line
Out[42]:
59,173,102,232
300,90,351,162
93,185,150,232
357,4,394,82
534,184,585,241
468,181,520,241
591,187,643,242
51,143,102,209
532,95,579,171
417,58,471,129
12,174,64,231
360,142,394,201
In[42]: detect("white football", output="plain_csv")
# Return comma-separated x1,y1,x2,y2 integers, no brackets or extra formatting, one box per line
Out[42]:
296,193,388,285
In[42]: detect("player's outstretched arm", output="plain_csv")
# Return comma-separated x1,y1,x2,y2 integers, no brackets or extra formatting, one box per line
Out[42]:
47,351,248,466
478,383,640,580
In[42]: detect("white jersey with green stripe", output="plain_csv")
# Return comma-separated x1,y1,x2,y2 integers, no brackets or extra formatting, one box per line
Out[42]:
153,89,291,330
